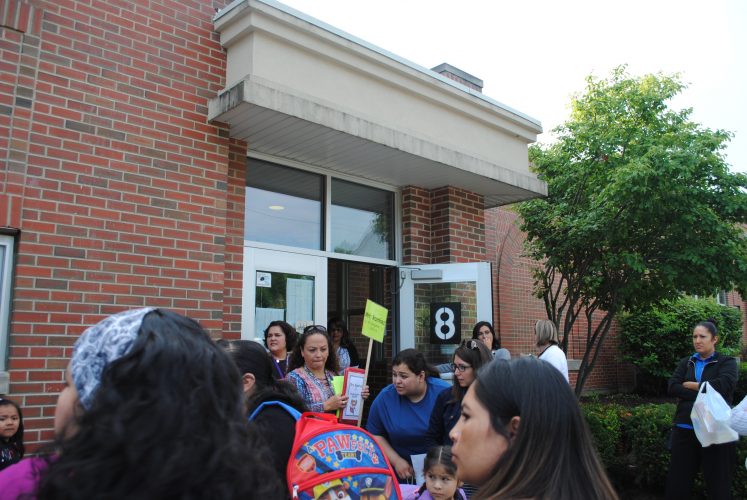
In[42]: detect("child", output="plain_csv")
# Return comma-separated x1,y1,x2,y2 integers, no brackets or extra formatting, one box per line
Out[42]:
402,446,466,500
0,398,24,472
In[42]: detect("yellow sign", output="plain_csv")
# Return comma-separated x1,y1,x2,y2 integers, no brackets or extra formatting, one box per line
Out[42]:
361,299,388,342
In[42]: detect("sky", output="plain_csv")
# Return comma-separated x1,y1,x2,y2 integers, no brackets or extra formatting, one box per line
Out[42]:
277,0,747,173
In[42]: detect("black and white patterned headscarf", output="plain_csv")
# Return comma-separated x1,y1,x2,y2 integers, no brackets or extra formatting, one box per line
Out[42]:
71,307,156,410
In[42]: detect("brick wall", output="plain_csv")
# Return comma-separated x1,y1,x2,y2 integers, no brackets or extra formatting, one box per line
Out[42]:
486,206,635,392
1,0,235,447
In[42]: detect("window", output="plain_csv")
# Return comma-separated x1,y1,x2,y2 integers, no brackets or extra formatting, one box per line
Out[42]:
0,234,16,373
717,290,728,306
246,159,324,250
245,159,397,262
331,179,394,260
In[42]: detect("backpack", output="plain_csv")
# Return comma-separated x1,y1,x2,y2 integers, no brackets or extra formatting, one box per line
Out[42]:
250,402,402,500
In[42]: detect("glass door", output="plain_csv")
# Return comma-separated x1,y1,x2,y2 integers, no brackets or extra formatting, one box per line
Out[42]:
242,247,327,340
399,262,492,367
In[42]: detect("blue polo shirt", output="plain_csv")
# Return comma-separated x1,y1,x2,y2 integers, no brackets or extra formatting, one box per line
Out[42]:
366,377,450,462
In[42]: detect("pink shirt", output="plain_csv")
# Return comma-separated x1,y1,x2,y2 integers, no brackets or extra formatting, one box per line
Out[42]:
0,456,48,499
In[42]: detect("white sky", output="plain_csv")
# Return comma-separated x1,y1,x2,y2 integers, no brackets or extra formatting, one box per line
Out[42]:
278,0,747,173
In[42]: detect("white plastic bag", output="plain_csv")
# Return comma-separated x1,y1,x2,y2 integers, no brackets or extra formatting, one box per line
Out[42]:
729,393,747,436
690,381,738,447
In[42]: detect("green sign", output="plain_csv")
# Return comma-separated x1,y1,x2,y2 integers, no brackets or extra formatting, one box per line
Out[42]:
361,299,388,342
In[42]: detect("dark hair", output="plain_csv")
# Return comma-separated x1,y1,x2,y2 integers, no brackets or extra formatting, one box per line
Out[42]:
216,339,306,416
451,339,493,401
0,397,24,458
263,320,297,352
696,319,718,338
327,317,360,367
417,445,466,500
392,348,439,378
472,357,618,500
37,309,282,499
472,321,500,349
288,326,339,374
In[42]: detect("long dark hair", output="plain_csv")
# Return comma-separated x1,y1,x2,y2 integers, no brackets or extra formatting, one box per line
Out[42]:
37,309,282,499
0,397,24,458
327,317,360,366
288,326,339,374
472,321,500,349
393,349,439,378
417,445,466,500
216,339,306,415
473,357,618,500
451,339,492,401
263,320,297,352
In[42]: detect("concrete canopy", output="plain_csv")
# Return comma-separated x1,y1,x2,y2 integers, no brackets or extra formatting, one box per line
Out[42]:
209,0,546,207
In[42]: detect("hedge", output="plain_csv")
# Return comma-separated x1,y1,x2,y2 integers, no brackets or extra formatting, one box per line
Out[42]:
619,296,743,395
583,401,747,498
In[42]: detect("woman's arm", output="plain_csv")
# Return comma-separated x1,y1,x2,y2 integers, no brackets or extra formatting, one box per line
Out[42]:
372,434,413,481
668,357,697,401
706,355,738,402
424,389,448,448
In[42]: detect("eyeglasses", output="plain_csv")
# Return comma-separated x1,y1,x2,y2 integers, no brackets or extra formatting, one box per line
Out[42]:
461,339,480,350
303,325,327,334
451,362,472,373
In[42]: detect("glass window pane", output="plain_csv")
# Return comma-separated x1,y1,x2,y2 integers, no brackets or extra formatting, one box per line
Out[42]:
331,179,394,260
246,160,323,250
414,282,477,366
255,270,315,337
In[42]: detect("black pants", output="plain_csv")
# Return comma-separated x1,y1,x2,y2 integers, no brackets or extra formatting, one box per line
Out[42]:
665,426,736,499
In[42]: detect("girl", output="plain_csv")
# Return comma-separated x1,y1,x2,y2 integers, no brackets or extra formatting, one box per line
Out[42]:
366,349,450,481
0,398,23,472
665,320,738,499
401,446,466,500
264,320,297,379
217,338,307,484
535,319,569,382
0,308,282,499
449,357,617,500
327,317,361,373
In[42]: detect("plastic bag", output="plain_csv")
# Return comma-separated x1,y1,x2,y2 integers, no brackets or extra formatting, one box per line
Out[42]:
729,393,747,436
690,381,738,447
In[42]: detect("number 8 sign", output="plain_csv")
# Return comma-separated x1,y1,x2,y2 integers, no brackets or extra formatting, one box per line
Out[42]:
429,302,462,345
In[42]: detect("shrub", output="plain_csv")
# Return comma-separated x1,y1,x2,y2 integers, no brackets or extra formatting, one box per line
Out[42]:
582,402,625,469
583,400,747,498
734,362,747,404
619,296,742,394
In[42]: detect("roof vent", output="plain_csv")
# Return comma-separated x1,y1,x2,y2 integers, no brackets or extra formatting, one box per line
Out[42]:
431,63,483,92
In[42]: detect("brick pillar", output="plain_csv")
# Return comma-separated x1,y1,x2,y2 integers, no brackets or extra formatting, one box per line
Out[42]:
430,186,486,263
401,186,431,265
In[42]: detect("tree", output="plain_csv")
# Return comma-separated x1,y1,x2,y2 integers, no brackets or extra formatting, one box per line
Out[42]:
516,66,747,396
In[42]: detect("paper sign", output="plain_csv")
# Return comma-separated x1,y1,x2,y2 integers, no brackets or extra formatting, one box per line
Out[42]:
340,368,366,424
411,453,426,486
362,299,388,342
256,272,271,288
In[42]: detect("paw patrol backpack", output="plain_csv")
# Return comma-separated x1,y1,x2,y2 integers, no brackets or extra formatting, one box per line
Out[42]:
250,402,402,499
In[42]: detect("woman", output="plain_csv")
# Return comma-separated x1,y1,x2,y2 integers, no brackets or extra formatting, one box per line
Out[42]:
472,321,510,361
535,319,569,382
366,349,450,481
217,339,307,483
264,320,297,379
665,320,738,500
449,357,618,500
0,308,281,499
328,317,361,373
286,325,349,413
426,339,492,447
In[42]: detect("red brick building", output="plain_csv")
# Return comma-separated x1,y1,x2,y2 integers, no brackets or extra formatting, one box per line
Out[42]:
3,0,731,450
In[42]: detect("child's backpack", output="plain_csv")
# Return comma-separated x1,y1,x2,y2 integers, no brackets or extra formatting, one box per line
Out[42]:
250,402,402,500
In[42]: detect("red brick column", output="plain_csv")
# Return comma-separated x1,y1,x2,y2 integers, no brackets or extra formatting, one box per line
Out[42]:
430,186,485,263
